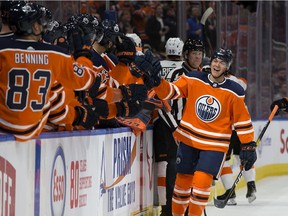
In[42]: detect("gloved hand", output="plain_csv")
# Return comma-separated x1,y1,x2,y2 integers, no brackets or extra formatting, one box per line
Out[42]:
239,141,257,170
67,24,93,59
116,100,143,117
143,51,162,88
130,55,153,78
150,59,162,87
115,35,136,64
73,105,99,128
75,90,87,103
91,98,109,119
119,84,147,101
88,76,102,98
270,97,288,115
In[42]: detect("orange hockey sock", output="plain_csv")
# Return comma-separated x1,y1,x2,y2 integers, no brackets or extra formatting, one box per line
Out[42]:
172,173,193,215
188,171,213,216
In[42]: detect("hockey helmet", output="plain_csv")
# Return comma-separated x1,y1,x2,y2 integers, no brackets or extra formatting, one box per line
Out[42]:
126,33,142,48
0,0,21,23
67,13,103,44
211,48,233,69
165,37,184,56
43,21,66,43
182,38,204,53
8,2,50,35
98,19,121,46
36,4,54,32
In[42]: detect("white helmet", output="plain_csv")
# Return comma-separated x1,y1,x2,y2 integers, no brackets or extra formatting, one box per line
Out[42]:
165,37,184,57
126,33,142,48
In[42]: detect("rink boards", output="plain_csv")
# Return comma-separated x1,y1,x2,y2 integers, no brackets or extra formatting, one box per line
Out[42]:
215,119,288,194
0,120,288,216
0,128,154,216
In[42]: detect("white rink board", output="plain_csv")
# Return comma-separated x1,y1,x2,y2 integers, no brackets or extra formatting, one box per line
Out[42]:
0,119,288,216
38,129,154,216
252,120,288,166
0,138,35,216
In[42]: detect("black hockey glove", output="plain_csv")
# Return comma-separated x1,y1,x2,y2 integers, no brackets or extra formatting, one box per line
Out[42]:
130,55,153,78
143,51,162,88
239,141,257,171
119,84,147,102
75,90,87,103
116,100,143,118
151,59,162,87
115,35,136,64
91,98,109,119
270,97,288,115
73,105,99,128
67,25,93,60
88,76,102,98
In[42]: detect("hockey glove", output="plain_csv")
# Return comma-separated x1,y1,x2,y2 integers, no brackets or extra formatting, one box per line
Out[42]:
270,97,288,115
88,76,102,98
116,100,143,118
73,105,99,129
91,98,109,119
75,90,87,103
115,35,136,64
130,55,153,78
67,25,93,60
239,141,257,170
151,59,162,87
119,84,148,102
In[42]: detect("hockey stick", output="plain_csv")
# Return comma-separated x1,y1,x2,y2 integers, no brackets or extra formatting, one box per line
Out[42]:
214,105,279,209
200,7,214,25
200,7,214,57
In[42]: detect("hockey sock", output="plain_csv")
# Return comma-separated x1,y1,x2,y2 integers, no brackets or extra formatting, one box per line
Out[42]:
220,161,234,190
157,161,168,205
243,166,256,183
188,171,213,216
172,173,193,215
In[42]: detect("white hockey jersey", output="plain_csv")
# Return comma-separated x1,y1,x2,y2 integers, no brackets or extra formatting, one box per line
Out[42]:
160,59,183,78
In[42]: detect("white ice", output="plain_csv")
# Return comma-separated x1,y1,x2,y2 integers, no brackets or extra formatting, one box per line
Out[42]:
205,175,288,216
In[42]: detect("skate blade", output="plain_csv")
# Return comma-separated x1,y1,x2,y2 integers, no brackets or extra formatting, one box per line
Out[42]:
247,194,256,203
227,198,237,206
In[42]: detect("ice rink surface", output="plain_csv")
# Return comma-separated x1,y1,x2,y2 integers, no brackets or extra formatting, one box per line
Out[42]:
205,175,288,216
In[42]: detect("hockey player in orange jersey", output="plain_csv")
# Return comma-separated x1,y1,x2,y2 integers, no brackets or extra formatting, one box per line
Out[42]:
108,33,169,134
148,48,257,216
216,69,257,205
41,14,146,131
0,2,107,141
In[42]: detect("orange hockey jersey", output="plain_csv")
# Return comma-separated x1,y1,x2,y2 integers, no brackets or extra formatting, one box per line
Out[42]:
0,38,95,141
154,71,254,153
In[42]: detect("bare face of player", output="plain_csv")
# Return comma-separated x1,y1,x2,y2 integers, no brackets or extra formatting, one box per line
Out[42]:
210,58,228,83
187,50,203,70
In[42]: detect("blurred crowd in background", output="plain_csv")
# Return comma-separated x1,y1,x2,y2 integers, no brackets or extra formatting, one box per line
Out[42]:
36,0,288,119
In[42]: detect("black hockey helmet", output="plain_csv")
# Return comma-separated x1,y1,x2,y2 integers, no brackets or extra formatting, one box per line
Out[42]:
8,2,51,35
98,19,121,46
0,0,21,23
211,48,233,69
43,21,66,43
67,13,103,44
36,4,54,32
182,38,204,53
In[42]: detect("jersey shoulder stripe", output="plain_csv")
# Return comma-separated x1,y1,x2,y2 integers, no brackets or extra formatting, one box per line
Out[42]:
185,71,245,97
0,39,69,55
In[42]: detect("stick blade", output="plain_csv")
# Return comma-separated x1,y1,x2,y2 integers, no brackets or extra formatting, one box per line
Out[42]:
213,197,227,209
200,7,214,25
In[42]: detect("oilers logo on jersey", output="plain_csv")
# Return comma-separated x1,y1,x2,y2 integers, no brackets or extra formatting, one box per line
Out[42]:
195,95,221,122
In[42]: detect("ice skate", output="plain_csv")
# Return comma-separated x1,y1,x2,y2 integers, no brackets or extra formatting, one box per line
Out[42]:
246,181,257,203
216,188,237,205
